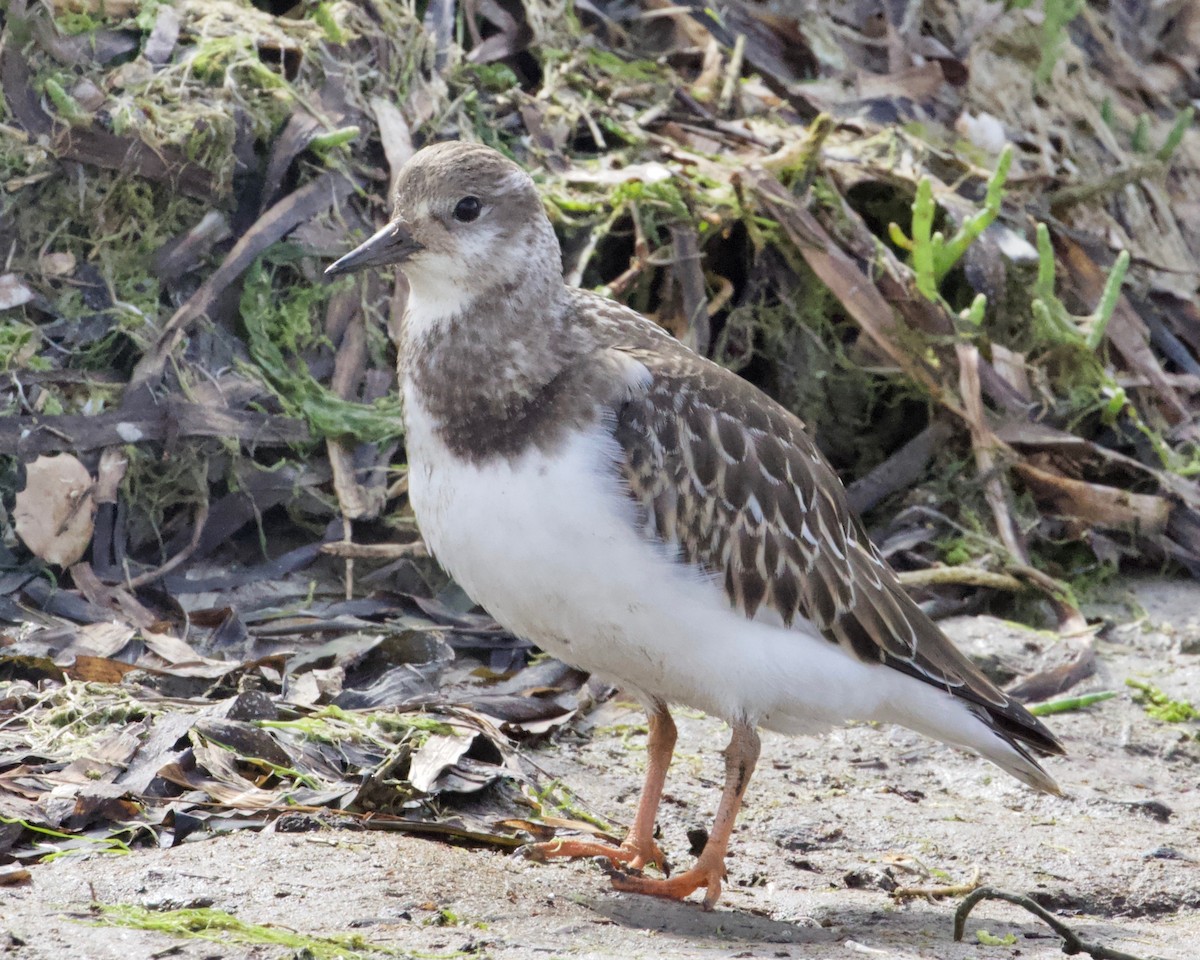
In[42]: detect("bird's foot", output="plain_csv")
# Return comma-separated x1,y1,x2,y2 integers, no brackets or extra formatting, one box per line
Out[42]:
524,835,669,874
601,858,725,910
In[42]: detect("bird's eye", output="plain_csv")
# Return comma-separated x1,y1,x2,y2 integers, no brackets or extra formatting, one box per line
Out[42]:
453,196,483,223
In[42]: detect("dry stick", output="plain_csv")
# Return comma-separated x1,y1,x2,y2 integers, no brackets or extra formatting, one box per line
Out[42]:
1047,161,1163,211
70,561,157,629
954,888,1166,960
670,223,709,355
605,201,654,298
120,498,210,590
893,866,981,901
325,289,373,601
128,171,357,390
895,566,1023,591
955,343,1028,564
707,274,734,316
956,354,1092,627
846,420,954,514
342,520,355,601
717,33,746,116
1008,562,1090,634
0,403,308,458
605,250,676,299
320,541,427,560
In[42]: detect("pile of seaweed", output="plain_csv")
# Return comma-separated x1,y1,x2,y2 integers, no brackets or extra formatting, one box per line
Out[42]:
0,0,1198,860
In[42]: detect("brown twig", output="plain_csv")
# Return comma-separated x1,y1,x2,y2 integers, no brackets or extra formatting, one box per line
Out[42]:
0,401,309,458
604,201,657,299
1046,161,1163,212
845,420,954,514
717,33,745,116
320,540,428,560
120,497,210,590
955,343,1028,564
895,566,1023,591
1009,564,1091,634
893,866,981,900
954,887,1166,960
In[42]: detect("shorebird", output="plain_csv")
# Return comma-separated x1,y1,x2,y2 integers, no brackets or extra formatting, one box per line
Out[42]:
326,140,1064,909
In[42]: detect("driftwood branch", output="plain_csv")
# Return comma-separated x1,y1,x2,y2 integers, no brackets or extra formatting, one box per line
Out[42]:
0,399,309,459
954,888,1166,960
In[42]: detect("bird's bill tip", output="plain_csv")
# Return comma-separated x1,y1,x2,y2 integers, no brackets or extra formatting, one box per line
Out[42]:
325,220,422,277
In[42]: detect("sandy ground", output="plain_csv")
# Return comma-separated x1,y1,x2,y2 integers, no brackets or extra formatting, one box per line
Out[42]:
4,577,1199,959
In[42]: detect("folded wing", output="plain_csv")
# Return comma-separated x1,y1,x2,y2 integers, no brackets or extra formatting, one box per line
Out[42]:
610,342,1064,778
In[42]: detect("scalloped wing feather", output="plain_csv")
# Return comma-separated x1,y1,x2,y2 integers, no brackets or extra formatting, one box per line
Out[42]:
610,342,1064,773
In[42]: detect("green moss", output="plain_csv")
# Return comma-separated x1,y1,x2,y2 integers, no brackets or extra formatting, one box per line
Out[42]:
134,0,167,33
311,2,347,44
611,177,691,227
0,321,43,371
941,539,972,566
190,36,285,90
595,112,645,146
4,167,209,373
88,904,427,960
462,61,520,94
239,258,405,445
581,48,662,85
257,704,456,744
1126,679,1200,724
120,444,211,554
52,10,105,35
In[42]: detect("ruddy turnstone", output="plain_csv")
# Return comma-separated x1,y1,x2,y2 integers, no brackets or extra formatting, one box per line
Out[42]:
326,141,1064,909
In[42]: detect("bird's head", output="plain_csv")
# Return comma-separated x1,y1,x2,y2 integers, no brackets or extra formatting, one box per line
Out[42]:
325,141,560,306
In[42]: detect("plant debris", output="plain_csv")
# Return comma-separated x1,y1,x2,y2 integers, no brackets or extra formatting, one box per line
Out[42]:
0,613,601,860
954,886,1169,960
86,903,416,960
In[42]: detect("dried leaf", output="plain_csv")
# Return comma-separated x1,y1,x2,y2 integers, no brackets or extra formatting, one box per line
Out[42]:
0,274,36,310
65,655,137,683
1014,460,1172,535
38,252,76,277
408,730,476,794
371,96,415,198
13,454,96,567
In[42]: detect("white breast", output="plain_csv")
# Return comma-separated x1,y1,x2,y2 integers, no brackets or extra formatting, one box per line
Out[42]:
400,384,973,737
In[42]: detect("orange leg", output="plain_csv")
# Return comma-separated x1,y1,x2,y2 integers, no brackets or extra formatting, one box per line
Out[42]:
604,720,760,910
527,706,676,873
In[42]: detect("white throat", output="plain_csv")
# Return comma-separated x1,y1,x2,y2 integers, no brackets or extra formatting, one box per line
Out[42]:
403,272,479,343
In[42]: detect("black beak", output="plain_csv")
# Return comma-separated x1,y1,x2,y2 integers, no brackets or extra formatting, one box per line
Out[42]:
325,219,423,276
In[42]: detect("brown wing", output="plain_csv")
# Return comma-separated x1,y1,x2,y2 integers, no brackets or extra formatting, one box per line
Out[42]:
611,343,1063,760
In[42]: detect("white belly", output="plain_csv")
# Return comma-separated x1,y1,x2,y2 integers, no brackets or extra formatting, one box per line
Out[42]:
401,388,954,734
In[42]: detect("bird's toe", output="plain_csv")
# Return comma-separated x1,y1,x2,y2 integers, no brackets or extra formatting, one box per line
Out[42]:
522,836,626,866
604,861,724,909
